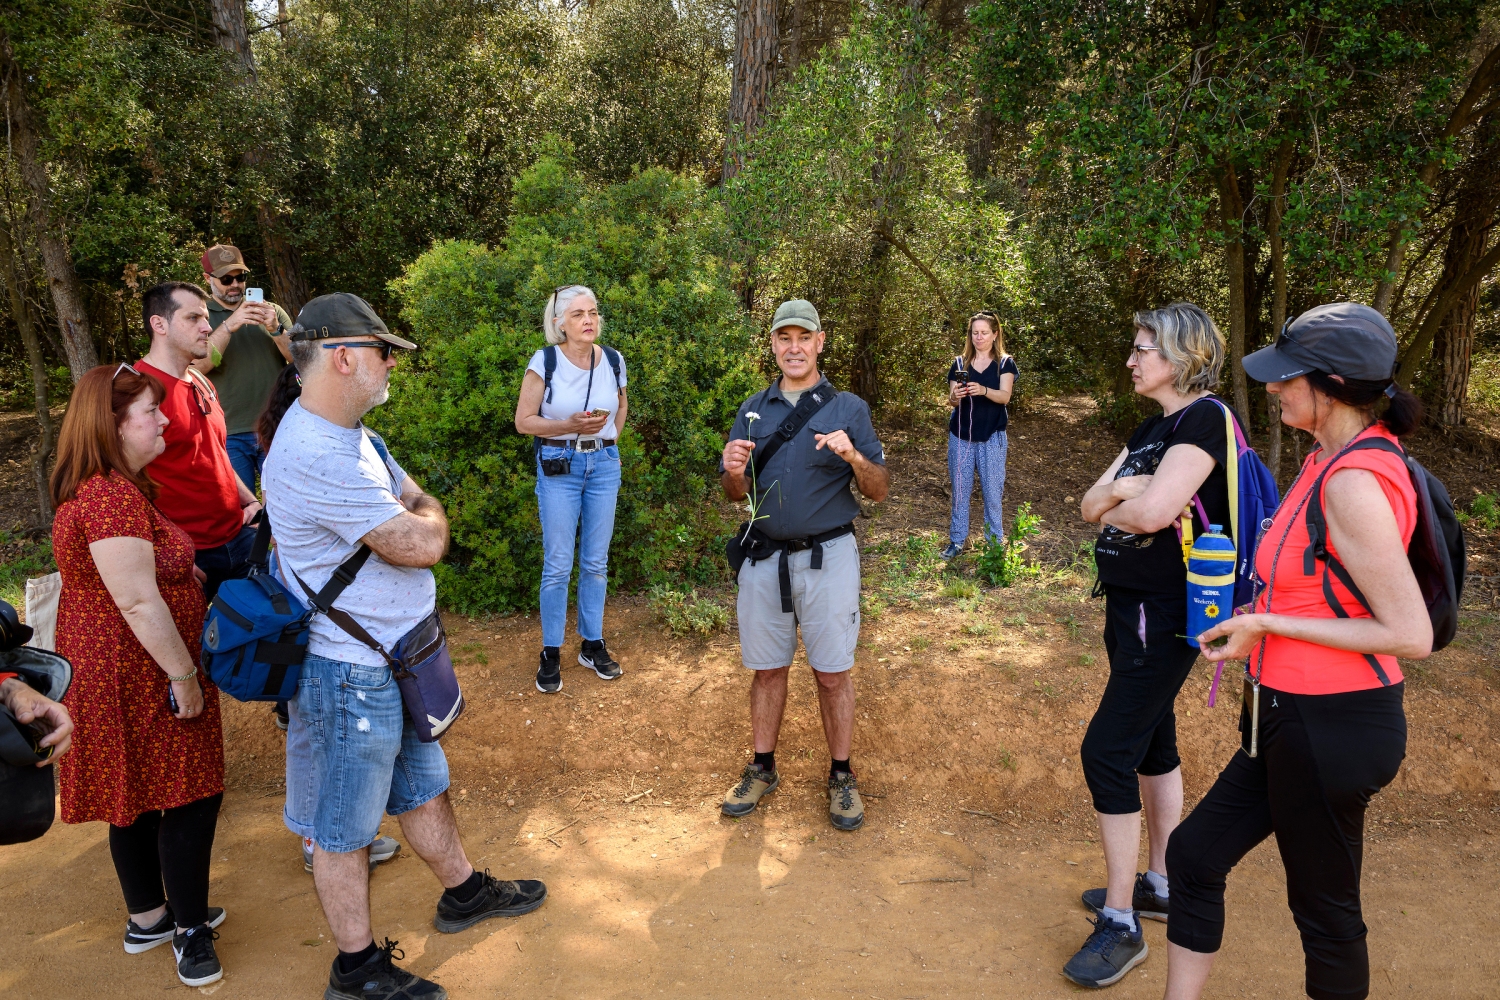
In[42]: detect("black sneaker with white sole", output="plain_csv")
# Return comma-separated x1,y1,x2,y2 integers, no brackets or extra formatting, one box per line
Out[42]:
1081,872,1170,923
326,939,446,1000
433,870,547,933
172,923,223,987
578,639,621,680
123,905,224,954
536,648,562,693
1061,913,1148,989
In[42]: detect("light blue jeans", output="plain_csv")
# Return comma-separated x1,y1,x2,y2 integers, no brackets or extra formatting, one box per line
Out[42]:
535,444,621,648
948,431,1009,545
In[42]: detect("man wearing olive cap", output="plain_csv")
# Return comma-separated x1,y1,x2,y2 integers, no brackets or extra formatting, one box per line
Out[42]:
263,294,546,1000
719,299,890,832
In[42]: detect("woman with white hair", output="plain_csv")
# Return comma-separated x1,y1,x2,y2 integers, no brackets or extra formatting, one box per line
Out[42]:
514,285,628,693
1065,301,1245,989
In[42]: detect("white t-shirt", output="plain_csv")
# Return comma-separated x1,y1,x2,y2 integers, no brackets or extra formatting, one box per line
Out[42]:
525,346,628,441
262,400,437,667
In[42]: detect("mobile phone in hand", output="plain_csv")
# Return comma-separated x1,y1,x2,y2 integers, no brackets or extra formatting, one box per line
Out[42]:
168,686,180,715
588,409,609,418
244,287,265,304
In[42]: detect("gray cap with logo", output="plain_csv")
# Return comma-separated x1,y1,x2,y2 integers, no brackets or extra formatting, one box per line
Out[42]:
1241,302,1396,384
290,293,417,349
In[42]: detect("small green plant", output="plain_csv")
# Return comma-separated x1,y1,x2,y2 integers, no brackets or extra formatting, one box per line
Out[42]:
963,620,994,636
1077,653,1096,667
973,502,1043,587
0,532,55,611
648,586,730,636
996,748,1017,772
860,593,887,620
1462,492,1500,531
941,579,979,599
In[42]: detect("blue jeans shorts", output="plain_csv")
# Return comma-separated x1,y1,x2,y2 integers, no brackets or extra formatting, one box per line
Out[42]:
292,653,450,853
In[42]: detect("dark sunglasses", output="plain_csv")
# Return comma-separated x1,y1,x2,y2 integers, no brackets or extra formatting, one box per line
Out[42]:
321,340,395,361
216,272,248,285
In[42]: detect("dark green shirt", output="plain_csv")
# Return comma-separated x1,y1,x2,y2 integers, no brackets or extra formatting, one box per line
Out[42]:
206,299,293,436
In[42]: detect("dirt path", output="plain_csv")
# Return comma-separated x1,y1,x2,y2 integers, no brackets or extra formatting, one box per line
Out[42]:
3,397,1498,998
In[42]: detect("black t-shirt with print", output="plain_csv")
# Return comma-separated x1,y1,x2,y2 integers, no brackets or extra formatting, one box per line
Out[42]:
1094,395,1235,594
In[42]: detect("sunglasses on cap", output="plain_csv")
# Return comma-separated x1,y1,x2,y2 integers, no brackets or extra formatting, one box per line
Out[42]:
321,340,396,361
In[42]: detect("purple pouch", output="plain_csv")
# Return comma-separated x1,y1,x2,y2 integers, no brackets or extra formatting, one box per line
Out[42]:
391,610,464,743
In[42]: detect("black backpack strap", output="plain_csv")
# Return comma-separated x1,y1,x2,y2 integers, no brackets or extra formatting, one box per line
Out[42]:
541,344,557,408
601,345,622,389
248,508,272,570
1302,436,1407,685
747,383,840,479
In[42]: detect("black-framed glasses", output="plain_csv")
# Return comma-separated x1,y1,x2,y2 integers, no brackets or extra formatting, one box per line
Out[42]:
321,340,395,361
215,272,248,285
112,362,140,380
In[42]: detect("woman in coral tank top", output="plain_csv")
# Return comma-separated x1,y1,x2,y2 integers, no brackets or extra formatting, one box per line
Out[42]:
1162,304,1431,1000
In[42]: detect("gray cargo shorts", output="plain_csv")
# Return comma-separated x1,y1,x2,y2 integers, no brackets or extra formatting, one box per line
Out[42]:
737,531,861,673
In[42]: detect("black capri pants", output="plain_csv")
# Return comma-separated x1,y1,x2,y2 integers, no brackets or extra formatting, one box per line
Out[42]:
1166,682,1406,1000
107,792,223,927
1081,587,1200,814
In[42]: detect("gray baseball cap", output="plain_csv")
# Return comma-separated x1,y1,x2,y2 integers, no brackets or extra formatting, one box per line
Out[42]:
290,293,417,349
1241,302,1397,384
770,298,821,333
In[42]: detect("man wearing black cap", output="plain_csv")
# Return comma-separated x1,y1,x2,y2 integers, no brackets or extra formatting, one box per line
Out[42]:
263,294,546,1000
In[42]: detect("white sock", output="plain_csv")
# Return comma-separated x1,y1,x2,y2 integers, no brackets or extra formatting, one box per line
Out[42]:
1144,869,1169,898
1100,905,1137,933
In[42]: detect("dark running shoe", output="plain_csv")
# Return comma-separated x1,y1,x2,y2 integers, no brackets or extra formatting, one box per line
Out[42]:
274,701,289,731
940,542,964,560
433,870,548,933
123,905,224,954
172,923,223,987
1062,913,1148,989
326,939,446,1000
535,648,562,694
579,639,622,680
1081,872,1170,923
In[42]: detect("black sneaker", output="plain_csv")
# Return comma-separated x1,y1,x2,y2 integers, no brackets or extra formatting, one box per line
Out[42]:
433,870,547,933
535,648,562,693
326,939,446,1000
578,639,621,680
123,905,224,954
172,923,223,987
1081,872,1170,923
940,542,964,560
274,701,289,731
1061,913,1148,988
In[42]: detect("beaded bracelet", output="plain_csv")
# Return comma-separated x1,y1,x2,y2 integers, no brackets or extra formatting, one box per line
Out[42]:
166,668,198,683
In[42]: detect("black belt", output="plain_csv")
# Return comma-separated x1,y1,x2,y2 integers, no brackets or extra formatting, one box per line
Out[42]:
749,523,855,613
536,437,616,452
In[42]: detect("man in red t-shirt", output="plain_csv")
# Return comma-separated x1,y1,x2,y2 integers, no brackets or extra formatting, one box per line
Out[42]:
136,282,262,599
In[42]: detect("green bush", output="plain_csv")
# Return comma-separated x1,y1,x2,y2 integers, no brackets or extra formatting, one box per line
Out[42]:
649,586,731,637
1464,492,1500,531
0,533,55,611
374,156,761,613
974,502,1043,587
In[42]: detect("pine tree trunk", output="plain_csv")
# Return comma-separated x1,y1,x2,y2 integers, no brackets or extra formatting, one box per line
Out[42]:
0,219,55,524
725,0,779,182
1217,162,1252,431
1265,139,1293,482
209,0,310,315
0,31,98,381
850,234,890,405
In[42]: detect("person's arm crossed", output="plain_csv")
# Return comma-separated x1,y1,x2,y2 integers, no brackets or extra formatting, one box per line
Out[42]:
361,476,449,568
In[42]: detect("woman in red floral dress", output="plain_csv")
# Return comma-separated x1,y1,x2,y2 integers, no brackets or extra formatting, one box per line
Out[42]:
50,363,227,986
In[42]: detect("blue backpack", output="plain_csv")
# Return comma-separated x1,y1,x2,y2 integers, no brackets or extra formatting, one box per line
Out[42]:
201,514,370,702
1174,398,1280,611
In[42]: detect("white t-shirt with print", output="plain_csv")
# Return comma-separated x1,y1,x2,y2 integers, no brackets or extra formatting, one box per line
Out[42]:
525,346,628,441
262,400,437,667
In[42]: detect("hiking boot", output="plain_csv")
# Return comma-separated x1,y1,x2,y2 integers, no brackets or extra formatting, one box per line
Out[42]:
1062,913,1148,989
433,870,547,933
304,836,401,873
579,639,622,680
940,542,964,560
172,924,223,987
535,648,562,694
325,939,446,1000
827,772,864,831
123,905,223,954
721,764,779,818
1081,872,1169,923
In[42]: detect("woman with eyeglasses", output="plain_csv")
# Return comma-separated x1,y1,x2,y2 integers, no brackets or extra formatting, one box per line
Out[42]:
1065,302,1244,989
513,285,629,693
942,310,1019,560
50,364,228,987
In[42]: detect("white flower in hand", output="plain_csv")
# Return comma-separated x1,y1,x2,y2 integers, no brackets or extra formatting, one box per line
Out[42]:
746,411,761,421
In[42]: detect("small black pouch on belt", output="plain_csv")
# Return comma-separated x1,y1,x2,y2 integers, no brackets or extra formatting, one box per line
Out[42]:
726,523,779,577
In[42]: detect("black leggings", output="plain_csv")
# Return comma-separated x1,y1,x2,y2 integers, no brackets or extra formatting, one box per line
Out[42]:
1081,587,1200,814
1166,682,1405,1000
108,793,223,928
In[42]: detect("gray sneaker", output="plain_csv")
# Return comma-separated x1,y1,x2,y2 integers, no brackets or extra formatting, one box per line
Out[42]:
827,772,864,831
303,835,400,873
721,764,779,817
